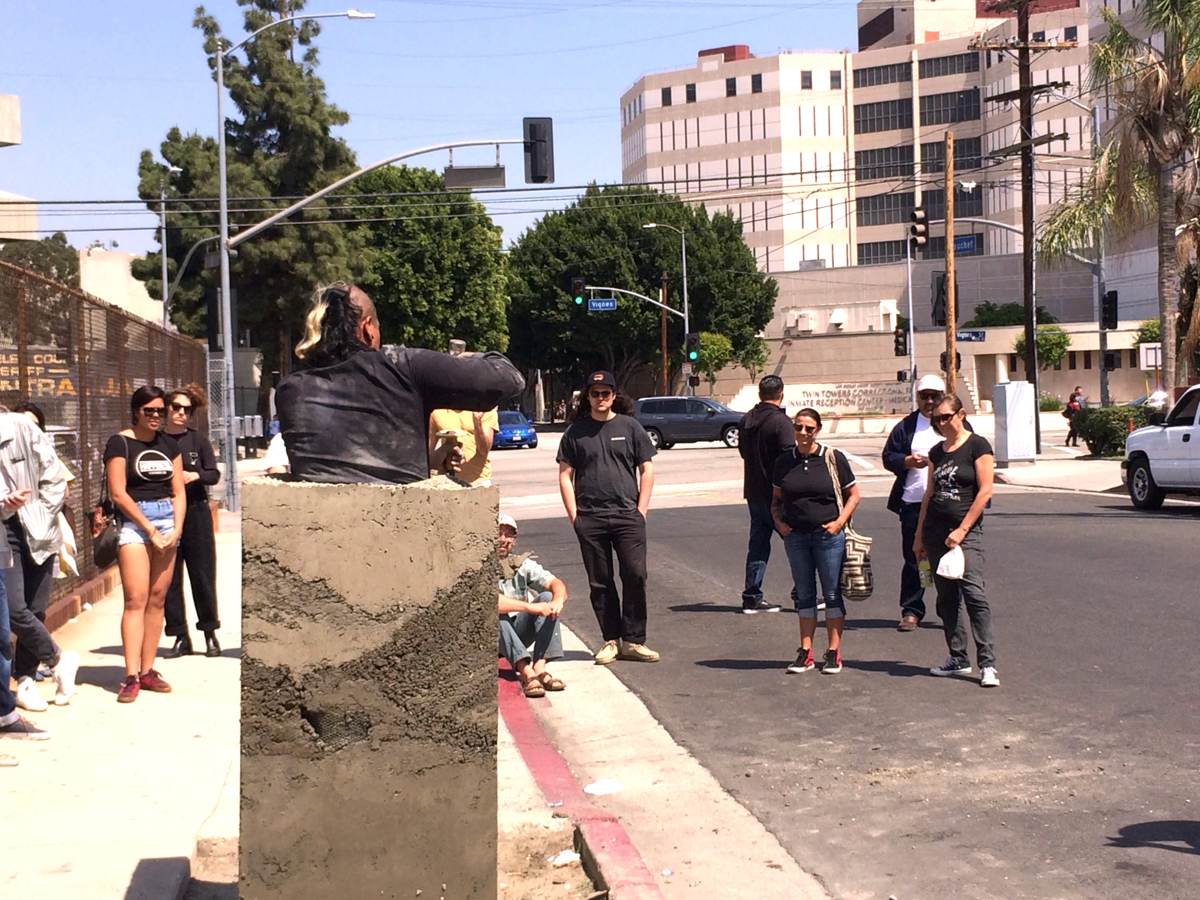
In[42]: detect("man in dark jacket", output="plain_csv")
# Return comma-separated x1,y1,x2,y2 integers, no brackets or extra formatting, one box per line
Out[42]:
737,375,795,613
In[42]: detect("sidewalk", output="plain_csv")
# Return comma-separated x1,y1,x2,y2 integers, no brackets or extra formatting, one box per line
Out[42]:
0,521,241,899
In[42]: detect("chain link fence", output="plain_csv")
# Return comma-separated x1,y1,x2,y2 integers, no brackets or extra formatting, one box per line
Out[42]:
0,260,209,598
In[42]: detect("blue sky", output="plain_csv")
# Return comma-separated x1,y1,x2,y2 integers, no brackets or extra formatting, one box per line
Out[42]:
0,0,858,255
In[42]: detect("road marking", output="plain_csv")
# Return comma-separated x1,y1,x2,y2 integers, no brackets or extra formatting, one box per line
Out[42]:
834,449,876,470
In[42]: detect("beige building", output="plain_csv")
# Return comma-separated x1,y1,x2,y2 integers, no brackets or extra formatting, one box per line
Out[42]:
0,95,38,242
78,246,164,324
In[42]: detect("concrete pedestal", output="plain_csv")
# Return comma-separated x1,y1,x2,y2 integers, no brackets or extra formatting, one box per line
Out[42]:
240,477,498,899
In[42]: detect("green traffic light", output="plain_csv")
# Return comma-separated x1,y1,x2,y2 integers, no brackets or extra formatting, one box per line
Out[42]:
575,295,583,305
688,350,698,361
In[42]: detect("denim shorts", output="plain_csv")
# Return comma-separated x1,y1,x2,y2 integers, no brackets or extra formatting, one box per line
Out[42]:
119,499,176,546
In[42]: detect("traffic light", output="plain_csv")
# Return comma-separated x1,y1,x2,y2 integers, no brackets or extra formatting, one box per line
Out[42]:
931,272,947,326
893,328,908,357
909,207,928,253
686,332,700,361
523,117,555,184
1101,290,1118,330
1102,351,1119,371
688,375,701,387
570,276,586,305
939,350,962,372
897,370,910,382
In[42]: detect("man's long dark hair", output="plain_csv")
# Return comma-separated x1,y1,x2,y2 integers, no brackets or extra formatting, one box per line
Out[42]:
566,389,634,424
294,284,369,368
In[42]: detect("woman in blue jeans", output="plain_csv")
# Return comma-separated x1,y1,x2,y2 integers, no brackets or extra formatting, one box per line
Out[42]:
772,408,860,675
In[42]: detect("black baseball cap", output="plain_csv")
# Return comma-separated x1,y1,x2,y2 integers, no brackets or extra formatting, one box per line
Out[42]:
586,371,616,389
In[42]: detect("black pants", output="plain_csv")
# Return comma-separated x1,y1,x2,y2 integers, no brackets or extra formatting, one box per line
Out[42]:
898,502,927,621
574,510,648,644
925,525,995,669
3,516,60,680
164,499,220,636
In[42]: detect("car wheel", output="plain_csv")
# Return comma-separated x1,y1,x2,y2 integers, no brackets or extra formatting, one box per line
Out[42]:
1128,458,1166,510
722,425,739,449
528,438,538,449
660,441,675,450
645,428,664,449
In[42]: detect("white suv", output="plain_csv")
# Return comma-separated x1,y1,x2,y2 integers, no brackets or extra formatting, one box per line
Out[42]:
1122,385,1200,509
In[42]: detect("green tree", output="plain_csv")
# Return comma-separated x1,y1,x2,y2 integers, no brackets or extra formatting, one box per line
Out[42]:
0,232,79,287
1014,324,1072,370
736,336,769,382
1135,318,1161,344
507,185,777,390
348,165,508,352
962,300,1057,327
694,331,733,393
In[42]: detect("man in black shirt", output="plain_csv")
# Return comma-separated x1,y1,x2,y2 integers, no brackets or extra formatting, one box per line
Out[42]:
276,285,524,484
737,375,795,614
557,372,657,665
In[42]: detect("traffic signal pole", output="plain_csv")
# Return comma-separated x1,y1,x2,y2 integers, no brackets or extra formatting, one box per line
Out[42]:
944,131,957,393
905,235,917,409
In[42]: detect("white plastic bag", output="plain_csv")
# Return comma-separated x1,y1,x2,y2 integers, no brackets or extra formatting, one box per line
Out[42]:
936,545,965,580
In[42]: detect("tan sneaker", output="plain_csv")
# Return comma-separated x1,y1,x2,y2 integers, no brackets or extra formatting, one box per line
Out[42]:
618,641,660,662
594,640,619,665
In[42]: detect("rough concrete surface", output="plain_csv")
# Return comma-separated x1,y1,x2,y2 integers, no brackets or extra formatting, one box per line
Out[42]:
240,477,499,899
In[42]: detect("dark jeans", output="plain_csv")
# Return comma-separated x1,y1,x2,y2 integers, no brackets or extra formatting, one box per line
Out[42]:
3,516,60,681
0,566,15,721
898,502,927,621
574,509,648,644
743,498,796,608
164,499,220,636
925,525,995,668
782,528,846,618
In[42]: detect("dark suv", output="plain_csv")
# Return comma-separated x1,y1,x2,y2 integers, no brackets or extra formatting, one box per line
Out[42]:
632,396,742,449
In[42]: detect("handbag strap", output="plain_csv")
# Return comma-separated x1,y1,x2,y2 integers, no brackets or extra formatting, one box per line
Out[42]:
824,445,845,516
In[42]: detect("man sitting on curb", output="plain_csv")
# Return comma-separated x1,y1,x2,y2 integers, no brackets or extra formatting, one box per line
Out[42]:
497,514,568,698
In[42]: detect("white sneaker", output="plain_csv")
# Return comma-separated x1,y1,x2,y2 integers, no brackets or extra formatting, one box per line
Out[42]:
53,651,80,706
15,677,48,713
980,666,1000,688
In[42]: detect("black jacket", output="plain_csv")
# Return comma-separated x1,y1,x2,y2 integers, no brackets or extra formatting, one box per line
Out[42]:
882,410,973,514
738,401,795,501
277,346,524,484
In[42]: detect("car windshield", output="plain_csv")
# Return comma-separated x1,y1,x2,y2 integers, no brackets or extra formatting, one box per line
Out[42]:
498,411,527,426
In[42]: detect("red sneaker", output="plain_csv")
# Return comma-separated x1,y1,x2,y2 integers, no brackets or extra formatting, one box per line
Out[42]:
117,675,140,703
138,669,172,693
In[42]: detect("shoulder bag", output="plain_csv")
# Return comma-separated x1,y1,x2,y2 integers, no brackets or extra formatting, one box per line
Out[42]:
91,437,125,570
825,446,874,602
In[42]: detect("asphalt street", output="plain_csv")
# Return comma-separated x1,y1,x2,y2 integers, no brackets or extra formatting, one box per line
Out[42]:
513,486,1200,900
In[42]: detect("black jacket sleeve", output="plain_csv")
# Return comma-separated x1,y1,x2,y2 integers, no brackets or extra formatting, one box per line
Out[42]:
194,431,221,486
395,348,525,414
882,414,914,478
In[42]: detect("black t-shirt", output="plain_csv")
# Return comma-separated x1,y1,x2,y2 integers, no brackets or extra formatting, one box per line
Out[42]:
925,433,994,534
104,432,180,502
772,445,856,532
556,414,656,513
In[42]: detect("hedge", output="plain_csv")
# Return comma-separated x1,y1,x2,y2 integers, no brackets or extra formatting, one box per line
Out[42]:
1073,405,1150,456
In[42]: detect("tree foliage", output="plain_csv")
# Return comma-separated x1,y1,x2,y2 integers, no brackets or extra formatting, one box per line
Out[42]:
694,331,733,391
506,185,777,390
349,166,508,352
1014,324,1071,370
1135,318,1161,344
962,300,1057,327
0,232,79,287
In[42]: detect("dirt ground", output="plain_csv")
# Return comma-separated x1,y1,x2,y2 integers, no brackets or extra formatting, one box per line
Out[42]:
499,822,597,900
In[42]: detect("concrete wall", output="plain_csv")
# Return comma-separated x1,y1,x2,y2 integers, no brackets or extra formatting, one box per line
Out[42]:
78,248,163,324
241,476,499,900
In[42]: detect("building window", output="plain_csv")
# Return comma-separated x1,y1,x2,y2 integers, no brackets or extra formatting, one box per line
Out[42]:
1009,354,1019,372
661,87,672,107
1084,350,1093,369
855,145,914,180
854,98,913,134
801,71,813,90
727,77,737,97
1129,348,1138,367
853,61,912,88
1033,30,1046,43
1053,358,1062,371
1109,350,1123,369
1068,351,1077,370
1065,25,1078,42
686,83,696,103
857,191,916,227
920,89,981,126
924,233,985,260
921,136,983,173
751,73,763,93
923,187,984,220
918,52,980,79
857,240,907,266
830,70,842,90
987,50,992,68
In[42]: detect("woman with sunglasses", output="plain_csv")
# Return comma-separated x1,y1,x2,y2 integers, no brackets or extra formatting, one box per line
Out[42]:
162,385,221,659
104,385,186,703
913,393,999,688
772,408,860,675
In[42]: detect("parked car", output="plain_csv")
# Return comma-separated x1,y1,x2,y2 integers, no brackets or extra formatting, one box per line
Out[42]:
1122,385,1200,509
494,410,538,449
631,396,742,449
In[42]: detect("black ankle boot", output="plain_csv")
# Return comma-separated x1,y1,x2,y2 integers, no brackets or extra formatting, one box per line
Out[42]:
167,635,193,658
204,632,221,658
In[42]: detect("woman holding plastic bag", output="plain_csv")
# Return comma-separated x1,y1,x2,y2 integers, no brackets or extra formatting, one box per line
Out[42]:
913,393,999,688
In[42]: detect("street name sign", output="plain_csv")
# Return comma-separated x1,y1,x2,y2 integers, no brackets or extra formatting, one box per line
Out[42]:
588,298,617,312
956,330,986,342
953,234,978,256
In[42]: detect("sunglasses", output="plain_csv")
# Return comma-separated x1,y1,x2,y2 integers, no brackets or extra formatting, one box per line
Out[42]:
590,390,614,399
918,392,942,401
793,424,818,434
931,412,959,426
170,402,193,414
141,406,166,417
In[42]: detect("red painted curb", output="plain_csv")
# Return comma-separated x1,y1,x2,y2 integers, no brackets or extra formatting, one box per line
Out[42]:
499,664,664,899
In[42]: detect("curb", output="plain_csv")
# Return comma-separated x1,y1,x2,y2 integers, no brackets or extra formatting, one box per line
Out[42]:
45,565,121,634
498,664,664,900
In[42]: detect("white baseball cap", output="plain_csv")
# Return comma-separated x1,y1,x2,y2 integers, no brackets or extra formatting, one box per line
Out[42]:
498,514,518,532
915,374,947,394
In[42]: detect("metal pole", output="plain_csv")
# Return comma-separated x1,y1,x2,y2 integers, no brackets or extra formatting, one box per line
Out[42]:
160,182,170,329
1093,104,1110,408
906,234,917,409
216,47,240,512
944,131,956,394
660,271,668,395
681,230,691,396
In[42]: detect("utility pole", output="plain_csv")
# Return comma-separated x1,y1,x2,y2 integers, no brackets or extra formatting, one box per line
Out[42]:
1018,0,1038,449
660,270,669,395
944,131,956,393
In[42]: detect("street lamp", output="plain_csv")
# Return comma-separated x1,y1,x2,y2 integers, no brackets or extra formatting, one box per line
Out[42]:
160,165,182,329
643,222,691,394
214,9,374,510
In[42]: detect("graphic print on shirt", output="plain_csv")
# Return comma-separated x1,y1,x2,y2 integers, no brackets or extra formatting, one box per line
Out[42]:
932,460,962,503
133,449,174,482
186,451,200,468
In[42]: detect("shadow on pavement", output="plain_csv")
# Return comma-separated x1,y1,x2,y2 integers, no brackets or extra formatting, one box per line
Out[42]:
183,881,238,900
840,658,930,678
76,664,130,694
695,658,791,670
669,602,745,614
1107,821,1200,855
124,857,190,899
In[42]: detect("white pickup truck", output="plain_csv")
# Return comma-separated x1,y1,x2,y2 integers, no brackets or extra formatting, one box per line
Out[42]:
1123,384,1200,509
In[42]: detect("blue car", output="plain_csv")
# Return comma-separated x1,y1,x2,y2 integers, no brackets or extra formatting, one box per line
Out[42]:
494,410,538,449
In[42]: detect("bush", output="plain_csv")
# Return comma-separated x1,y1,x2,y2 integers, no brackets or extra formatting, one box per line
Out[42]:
1074,405,1150,456
1040,394,1065,412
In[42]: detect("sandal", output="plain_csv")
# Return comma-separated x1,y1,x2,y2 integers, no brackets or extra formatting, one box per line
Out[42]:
537,672,566,692
521,677,546,698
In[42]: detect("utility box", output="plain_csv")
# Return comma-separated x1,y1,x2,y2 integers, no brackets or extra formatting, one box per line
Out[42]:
993,380,1036,467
